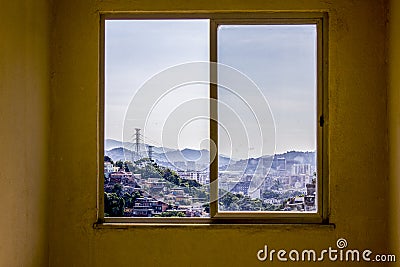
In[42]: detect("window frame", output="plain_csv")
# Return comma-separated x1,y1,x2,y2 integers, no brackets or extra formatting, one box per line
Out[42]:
98,12,329,225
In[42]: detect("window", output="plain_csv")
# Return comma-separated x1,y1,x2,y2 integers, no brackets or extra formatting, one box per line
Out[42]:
100,13,328,224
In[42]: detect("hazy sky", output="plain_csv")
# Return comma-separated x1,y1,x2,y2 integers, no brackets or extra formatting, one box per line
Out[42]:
105,20,316,156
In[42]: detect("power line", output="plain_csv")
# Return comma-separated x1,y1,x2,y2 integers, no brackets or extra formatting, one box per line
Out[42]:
128,128,168,161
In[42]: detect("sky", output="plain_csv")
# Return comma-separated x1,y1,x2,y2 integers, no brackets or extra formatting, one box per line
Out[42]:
105,20,316,157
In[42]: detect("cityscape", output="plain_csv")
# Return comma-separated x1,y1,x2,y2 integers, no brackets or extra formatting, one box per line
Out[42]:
104,137,317,218
104,21,318,218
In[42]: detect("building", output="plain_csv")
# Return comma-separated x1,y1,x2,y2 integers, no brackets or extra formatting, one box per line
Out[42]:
177,170,209,185
109,171,133,184
131,197,168,217
230,181,251,195
305,181,316,211
286,196,305,211
292,164,312,176
276,157,286,171
145,178,166,190
104,162,114,177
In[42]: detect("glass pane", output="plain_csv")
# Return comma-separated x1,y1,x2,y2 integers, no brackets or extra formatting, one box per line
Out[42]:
104,20,210,217
217,24,317,212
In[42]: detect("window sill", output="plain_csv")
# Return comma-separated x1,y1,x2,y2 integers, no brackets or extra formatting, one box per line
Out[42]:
93,219,335,230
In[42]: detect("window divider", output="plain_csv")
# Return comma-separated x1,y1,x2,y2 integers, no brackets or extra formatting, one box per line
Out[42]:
209,19,219,218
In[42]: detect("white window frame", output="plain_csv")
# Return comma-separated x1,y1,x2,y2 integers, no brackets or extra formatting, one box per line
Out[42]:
98,12,329,225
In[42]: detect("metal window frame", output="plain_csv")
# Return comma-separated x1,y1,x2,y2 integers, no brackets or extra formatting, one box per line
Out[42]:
97,12,329,225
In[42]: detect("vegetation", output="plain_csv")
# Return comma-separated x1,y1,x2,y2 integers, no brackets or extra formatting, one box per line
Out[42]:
219,190,276,211
153,211,186,217
132,158,199,187
115,160,124,169
104,183,144,216
122,191,143,208
104,156,307,215
104,155,114,164
104,192,125,217
262,190,280,199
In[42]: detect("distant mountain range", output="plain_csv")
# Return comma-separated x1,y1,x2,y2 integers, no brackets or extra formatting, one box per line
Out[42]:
105,144,231,170
105,139,316,171
105,139,174,153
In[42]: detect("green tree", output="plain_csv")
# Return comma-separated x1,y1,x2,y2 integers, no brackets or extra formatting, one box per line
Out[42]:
104,155,114,164
115,160,123,169
262,190,279,199
219,191,240,211
202,203,210,213
104,192,125,217
112,183,123,196
132,190,143,200
124,161,133,172
154,210,186,217
123,192,134,208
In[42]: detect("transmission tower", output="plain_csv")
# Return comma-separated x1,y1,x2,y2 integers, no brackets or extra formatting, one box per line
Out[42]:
135,128,141,156
148,145,154,161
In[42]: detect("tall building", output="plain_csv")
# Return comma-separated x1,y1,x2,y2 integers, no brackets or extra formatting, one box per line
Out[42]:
276,157,286,171
292,164,311,175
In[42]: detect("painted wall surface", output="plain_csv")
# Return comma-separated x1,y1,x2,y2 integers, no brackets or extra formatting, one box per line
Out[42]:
389,0,400,262
47,0,390,266
0,0,50,266
1,0,395,266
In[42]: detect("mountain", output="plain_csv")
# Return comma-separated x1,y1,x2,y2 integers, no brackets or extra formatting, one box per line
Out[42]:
104,139,315,171
163,148,208,163
105,139,124,151
105,145,231,168
274,151,316,168
105,147,126,162
105,139,174,153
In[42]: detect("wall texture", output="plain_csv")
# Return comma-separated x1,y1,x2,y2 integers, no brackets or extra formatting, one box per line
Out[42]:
48,0,391,266
389,0,400,262
2,0,396,266
0,0,50,266
0,0,395,266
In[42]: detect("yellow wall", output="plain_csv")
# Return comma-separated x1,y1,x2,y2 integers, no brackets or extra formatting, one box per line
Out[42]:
389,0,400,261
49,0,391,266
0,0,50,266
0,0,396,266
